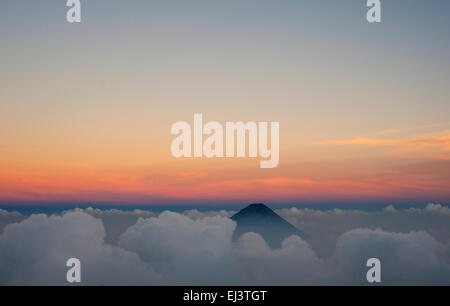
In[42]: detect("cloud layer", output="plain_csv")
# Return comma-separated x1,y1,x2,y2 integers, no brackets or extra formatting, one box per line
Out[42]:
0,204,449,285
0,213,162,285
276,203,450,258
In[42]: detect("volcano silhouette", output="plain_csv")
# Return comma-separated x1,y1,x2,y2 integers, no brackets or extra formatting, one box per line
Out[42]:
231,203,307,249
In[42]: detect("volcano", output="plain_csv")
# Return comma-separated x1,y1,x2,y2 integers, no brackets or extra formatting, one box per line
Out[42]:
231,203,307,249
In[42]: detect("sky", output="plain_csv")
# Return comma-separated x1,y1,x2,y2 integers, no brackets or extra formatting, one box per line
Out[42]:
1,0,450,206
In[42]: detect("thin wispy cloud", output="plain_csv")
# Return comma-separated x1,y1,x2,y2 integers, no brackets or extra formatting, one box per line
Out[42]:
313,130,450,152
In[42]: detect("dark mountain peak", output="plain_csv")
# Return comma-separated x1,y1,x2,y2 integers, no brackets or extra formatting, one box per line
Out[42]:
246,203,268,209
232,203,276,217
231,203,307,249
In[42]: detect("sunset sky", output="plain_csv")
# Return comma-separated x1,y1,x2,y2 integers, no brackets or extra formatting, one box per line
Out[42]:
1,0,450,206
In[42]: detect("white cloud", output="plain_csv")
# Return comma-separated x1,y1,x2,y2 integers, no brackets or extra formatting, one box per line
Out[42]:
117,211,450,285
119,211,236,284
233,233,331,285
0,205,449,285
61,207,157,244
335,229,450,285
0,209,26,235
181,209,236,220
276,203,450,258
0,212,162,285
423,203,450,214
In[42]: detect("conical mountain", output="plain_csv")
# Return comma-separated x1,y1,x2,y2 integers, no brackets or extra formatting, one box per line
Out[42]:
231,203,307,249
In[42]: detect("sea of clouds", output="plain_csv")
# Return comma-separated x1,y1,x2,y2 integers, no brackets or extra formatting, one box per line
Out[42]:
0,204,449,285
